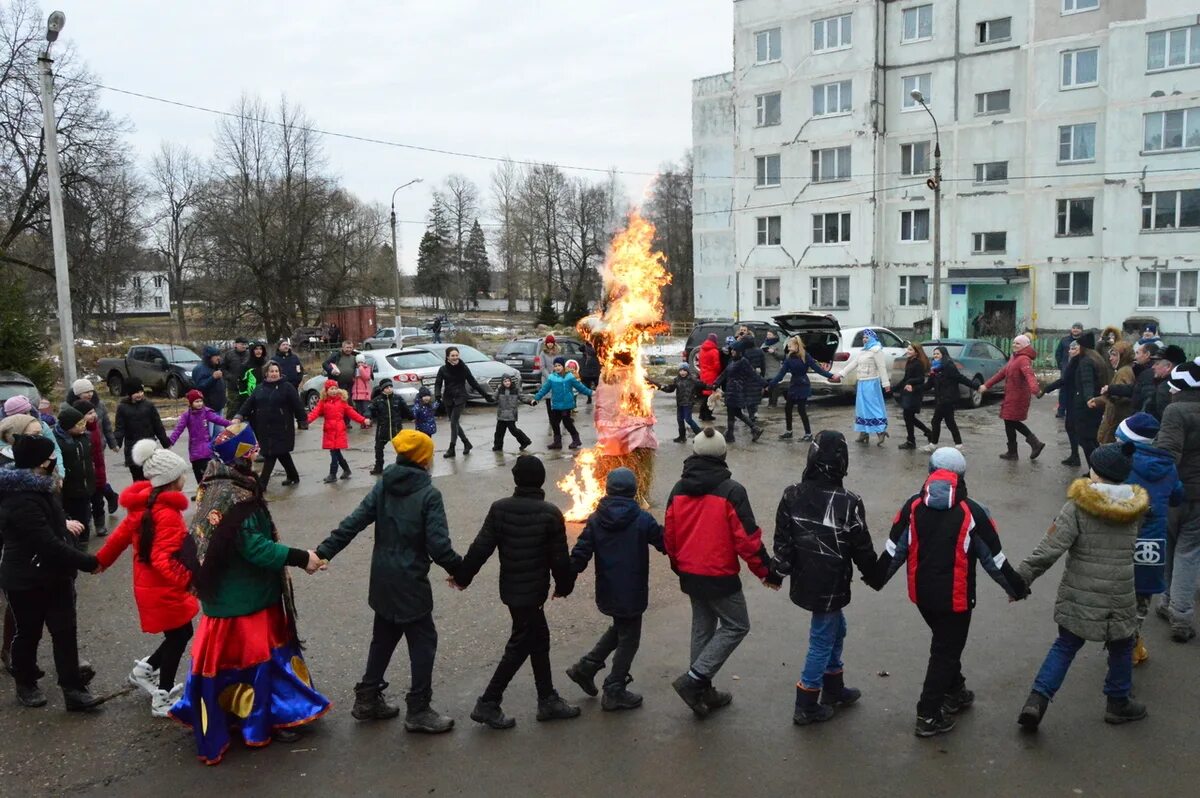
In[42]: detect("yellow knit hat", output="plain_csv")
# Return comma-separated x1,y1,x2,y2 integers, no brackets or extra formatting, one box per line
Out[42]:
392,429,434,468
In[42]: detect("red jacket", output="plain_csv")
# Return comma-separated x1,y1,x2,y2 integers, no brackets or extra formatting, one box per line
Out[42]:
983,347,1039,421
86,419,106,486
697,339,722,397
96,483,198,633
664,454,770,597
306,390,366,449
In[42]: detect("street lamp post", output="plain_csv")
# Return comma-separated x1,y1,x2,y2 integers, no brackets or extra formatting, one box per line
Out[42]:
37,11,77,385
912,89,942,339
389,179,423,348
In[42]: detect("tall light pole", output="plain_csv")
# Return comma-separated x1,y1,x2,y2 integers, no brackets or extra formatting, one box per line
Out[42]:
38,11,77,384
911,89,942,338
389,179,423,348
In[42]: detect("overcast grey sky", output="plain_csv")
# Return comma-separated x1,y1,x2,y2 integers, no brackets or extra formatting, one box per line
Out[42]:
54,0,733,271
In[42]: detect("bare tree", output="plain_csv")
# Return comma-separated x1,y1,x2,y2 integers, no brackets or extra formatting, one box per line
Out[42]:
645,152,694,320
149,142,204,338
490,159,524,312
433,174,479,310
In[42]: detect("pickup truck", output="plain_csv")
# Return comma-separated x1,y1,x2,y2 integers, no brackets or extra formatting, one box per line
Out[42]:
98,345,203,399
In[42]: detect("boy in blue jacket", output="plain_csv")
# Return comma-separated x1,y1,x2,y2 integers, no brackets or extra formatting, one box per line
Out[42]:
412,387,438,438
565,468,664,711
1115,412,1183,664
533,356,593,450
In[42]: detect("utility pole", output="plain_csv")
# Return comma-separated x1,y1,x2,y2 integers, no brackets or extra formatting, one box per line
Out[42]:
38,11,76,384
390,179,423,348
913,89,942,338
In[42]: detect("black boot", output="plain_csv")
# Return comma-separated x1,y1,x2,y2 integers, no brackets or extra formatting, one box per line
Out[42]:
568,435,582,450
547,436,563,450
601,677,643,711
999,442,1019,460
1018,690,1049,730
15,683,46,708
914,711,956,737
566,657,604,697
942,686,975,715
351,682,401,721
63,687,103,712
819,671,861,708
404,704,454,734
1028,435,1045,460
1061,453,1081,466
536,692,581,721
671,673,710,717
339,464,352,480
1104,695,1148,724
793,685,834,725
470,698,516,729
702,684,732,710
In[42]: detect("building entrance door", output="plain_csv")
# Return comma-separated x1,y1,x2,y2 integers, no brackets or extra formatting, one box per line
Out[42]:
980,300,1017,337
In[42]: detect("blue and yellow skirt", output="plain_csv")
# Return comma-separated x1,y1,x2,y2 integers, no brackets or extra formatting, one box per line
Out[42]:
170,604,330,765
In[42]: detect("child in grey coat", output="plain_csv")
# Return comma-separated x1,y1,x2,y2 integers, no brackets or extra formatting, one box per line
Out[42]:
493,375,536,452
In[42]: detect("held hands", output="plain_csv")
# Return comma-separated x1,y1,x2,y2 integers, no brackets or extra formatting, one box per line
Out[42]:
65,519,84,537
304,550,328,575
1100,385,1109,395
1087,398,1098,409
212,369,223,380
446,576,464,591
761,578,781,591
904,384,913,392
829,374,842,383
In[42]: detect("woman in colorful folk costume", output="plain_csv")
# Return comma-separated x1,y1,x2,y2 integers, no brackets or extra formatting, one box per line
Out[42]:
851,329,892,446
170,422,329,765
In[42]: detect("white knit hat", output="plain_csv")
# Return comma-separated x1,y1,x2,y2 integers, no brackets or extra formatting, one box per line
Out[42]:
692,427,727,458
132,439,189,488
71,378,95,396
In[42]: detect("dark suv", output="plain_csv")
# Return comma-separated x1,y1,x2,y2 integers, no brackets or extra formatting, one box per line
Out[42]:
494,337,585,386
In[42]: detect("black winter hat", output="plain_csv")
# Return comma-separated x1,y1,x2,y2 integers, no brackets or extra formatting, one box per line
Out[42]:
511,454,546,488
803,430,849,482
72,399,94,415
125,377,145,396
1078,331,1097,350
13,434,56,469
606,467,637,498
1162,344,1188,366
57,406,84,431
1090,442,1133,483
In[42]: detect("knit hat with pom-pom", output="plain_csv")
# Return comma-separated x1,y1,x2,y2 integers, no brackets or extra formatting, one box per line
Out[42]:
132,439,190,487
692,427,727,458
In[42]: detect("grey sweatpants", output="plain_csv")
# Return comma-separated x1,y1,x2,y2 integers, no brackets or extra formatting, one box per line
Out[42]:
689,591,750,681
1169,501,1200,624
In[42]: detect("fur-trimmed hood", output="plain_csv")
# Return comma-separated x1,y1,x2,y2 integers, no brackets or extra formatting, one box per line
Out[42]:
0,467,54,494
1067,478,1148,523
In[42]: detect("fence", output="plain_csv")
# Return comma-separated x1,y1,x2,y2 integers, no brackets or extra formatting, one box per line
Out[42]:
978,335,1200,370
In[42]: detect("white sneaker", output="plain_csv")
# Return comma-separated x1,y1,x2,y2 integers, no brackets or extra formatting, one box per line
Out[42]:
127,659,159,696
920,443,936,453
150,685,183,718
955,444,965,450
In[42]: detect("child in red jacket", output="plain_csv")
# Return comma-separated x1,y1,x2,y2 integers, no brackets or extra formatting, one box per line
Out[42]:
96,440,199,717
307,379,370,483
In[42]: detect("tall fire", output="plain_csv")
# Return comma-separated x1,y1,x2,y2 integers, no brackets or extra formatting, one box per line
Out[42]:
557,212,671,522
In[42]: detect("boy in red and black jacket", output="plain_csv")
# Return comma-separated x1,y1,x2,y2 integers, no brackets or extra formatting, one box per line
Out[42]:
876,447,1028,738
664,427,772,717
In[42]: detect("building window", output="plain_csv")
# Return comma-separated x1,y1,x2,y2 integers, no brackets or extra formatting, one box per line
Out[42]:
133,294,144,310
901,4,934,43
811,276,850,309
755,277,782,309
1142,190,1200,231
901,141,931,175
1144,108,1200,153
900,209,930,242
1058,123,1096,163
813,14,852,52
902,74,931,109
974,161,1009,183
1061,48,1099,88
1148,25,1200,72
755,154,781,188
972,231,1007,254
977,17,1012,45
811,146,851,183
1056,198,1095,236
756,216,782,246
812,80,852,116
153,296,164,309
152,275,165,288
755,92,781,126
975,89,1010,115
812,212,851,244
1055,272,1090,306
1139,270,1199,308
755,28,782,64
899,275,929,306
1062,0,1098,13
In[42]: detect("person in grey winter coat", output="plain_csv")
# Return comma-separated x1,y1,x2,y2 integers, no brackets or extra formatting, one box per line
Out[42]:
220,338,251,419
656,364,708,443
493,374,535,452
1154,358,1200,642
1016,443,1150,729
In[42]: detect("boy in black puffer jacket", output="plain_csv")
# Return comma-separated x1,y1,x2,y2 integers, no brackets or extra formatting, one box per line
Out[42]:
368,379,413,475
113,378,169,482
656,364,708,443
768,431,880,725
454,455,578,728
564,468,664,711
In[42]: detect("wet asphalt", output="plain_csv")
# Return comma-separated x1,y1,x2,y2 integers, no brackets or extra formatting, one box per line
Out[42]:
1,394,1196,796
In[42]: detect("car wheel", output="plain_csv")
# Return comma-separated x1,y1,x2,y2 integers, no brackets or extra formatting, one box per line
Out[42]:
967,376,984,408
107,373,124,397
165,377,182,400
304,390,319,413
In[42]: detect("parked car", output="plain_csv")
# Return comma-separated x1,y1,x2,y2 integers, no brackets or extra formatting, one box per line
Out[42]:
98,345,201,399
494,337,585,387
682,319,787,366
0,371,39,407
299,347,443,412
418,343,520,401
766,314,908,398
362,326,430,350
921,339,1008,408
291,324,333,350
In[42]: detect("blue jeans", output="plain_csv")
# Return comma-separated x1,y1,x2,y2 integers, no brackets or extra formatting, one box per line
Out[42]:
800,610,846,690
1031,626,1133,699
677,405,700,437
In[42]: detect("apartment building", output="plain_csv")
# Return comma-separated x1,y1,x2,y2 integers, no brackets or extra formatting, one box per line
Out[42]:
692,0,1200,337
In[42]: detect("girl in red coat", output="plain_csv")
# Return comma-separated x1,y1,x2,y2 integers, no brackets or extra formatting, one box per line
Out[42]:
96,439,199,717
307,379,370,483
981,335,1045,461
696,334,722,423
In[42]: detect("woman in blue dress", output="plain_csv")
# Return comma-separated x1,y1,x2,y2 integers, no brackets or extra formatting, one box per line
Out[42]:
851,330,892,446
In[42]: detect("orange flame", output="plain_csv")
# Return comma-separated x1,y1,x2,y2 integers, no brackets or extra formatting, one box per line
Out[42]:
557,212,671,521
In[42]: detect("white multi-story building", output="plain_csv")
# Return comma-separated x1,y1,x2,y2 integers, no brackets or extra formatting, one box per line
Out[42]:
113,271,171,316
693,0,1200,338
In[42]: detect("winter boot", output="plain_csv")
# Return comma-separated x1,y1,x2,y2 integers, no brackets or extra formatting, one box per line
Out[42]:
942,687,975,715
63,687,103,712
78,660,95,686
463,442,473,455
568,435,582,450
1133,635,1149,666
1028,435,1046,460
673,435,687,443
547,436,563,450
151,685,183,718
751,425,764,443
1061,454,1081,466
914,711,956,737
671,673,710,718
127,659,159,696
351,682,401,721
999,442,1019,460
1018,691,1049,729
404,706,455,734
566,658,604,697
369,466,383,476
793,685,834,725
470,698,516,729
702,684,733,711
339,464,352,480
536,692,581,721
601,677,643,711
818,671,861,708
898,439,917,450
15,683,46,708
1104,696,1148,724
1170,619,1196,642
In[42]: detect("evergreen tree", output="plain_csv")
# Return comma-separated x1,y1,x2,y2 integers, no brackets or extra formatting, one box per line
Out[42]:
0,278,55,393
415,228,449,308
463,220,492,300
536,295,559,327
